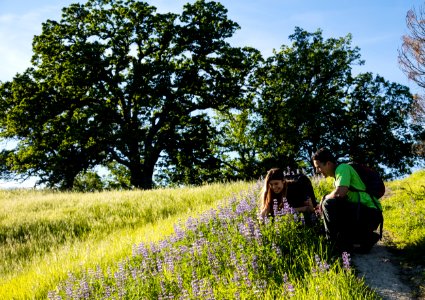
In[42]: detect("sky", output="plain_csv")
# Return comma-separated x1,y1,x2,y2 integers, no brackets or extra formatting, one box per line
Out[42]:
0,0,423,187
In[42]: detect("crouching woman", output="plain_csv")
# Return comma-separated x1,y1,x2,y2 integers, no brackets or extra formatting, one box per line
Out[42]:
259,168,317,225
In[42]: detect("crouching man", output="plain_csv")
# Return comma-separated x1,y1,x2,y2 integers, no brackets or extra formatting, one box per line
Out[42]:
312,148,383,253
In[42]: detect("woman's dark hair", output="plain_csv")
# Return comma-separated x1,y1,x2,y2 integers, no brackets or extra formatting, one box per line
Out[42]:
260,168,287,217
311,147,336,164
265,168,284,182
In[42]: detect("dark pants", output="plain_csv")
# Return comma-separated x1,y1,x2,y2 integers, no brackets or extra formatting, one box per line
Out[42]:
321,197,383,246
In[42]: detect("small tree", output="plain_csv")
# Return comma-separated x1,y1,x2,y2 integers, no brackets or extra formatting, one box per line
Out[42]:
399,6,425,159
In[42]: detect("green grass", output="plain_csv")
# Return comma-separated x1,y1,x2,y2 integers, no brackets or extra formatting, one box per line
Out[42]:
381,170,425,262
1,170,424,299
0,181,252,299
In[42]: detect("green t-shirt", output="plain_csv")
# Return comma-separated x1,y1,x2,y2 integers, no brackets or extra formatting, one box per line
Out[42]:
335,163,382,210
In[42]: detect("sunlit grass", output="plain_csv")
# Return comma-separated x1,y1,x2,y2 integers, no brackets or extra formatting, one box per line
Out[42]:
1,169,424,299
48,184,378,299
381,170,425,261
0,181,251,299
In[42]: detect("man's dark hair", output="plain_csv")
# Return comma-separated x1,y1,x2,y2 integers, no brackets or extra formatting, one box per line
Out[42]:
311,148,336,164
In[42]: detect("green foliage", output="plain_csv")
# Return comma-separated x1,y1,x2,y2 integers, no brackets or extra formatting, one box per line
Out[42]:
250,27,362,172
0,0,259,190
73,170,105,192
248,27,420,178
0,1,421,189
339,73,419,178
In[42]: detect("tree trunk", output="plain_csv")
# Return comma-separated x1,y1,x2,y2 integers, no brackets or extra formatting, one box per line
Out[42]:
128,154,158,189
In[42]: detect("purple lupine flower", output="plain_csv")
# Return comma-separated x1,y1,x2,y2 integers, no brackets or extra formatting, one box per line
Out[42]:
203,281,215,300
232,269,241,286
342,252,351,270
164,252,175,273
191,278,200,298
230,251,238,267
150,242,159,255
160,280,167,299
192,237,208,255
156,257,164,273
238,221,251,239
77,276,90,299
282,273,295,297
177,273,184,290
285,283,295,296
251,254,259,273
272,199,279,216
272,243,282,256
178,245,189,257
179,289,190,300
135,242,150,260
253,226,262,244
218,206,234,221
228,194,238,207
95,265,104,282
239,254,252,287
313,254,330,273
47,291,61,300
186,216,198,232
159,239,171,251
115,262,127,298
172,222,186,242
104,285,112,298
282,199,296,216
197,278,215,300
235,198,251,216
207,248,219,277
129,265,138,280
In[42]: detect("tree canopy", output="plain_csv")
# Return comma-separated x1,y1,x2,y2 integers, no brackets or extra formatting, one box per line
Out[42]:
0,0,259,189
0,1,422,190
221,28,421,179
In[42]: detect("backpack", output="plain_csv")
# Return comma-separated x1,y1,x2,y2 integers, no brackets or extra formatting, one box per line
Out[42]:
348,162,385,240
348,162,385,199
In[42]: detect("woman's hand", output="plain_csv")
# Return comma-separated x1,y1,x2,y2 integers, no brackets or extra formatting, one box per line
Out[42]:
302,197,315,213
315,202,323,217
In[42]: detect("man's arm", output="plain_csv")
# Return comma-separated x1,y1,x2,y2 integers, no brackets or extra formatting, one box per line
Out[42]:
325,186,348,200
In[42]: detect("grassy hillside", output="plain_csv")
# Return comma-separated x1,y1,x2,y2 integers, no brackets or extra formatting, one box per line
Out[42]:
381,170,425,297
1,170,424,299
382,170,425,255
0,181,252,299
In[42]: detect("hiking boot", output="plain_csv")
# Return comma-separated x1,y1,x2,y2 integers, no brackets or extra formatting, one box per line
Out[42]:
354,232,380,254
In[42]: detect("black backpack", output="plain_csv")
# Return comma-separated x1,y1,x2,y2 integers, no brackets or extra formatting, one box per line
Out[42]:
348,162,385,239
348,162,385,199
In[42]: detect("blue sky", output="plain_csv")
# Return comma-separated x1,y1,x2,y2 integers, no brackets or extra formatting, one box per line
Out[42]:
0,0,423,187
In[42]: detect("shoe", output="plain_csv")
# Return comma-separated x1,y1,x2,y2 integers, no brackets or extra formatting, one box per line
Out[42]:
354,232,380,254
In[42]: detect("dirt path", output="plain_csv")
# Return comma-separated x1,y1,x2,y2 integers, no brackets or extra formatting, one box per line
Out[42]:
351,239,415,299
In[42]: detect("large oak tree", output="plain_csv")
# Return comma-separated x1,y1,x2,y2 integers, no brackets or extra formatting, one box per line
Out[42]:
0,0,259,189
